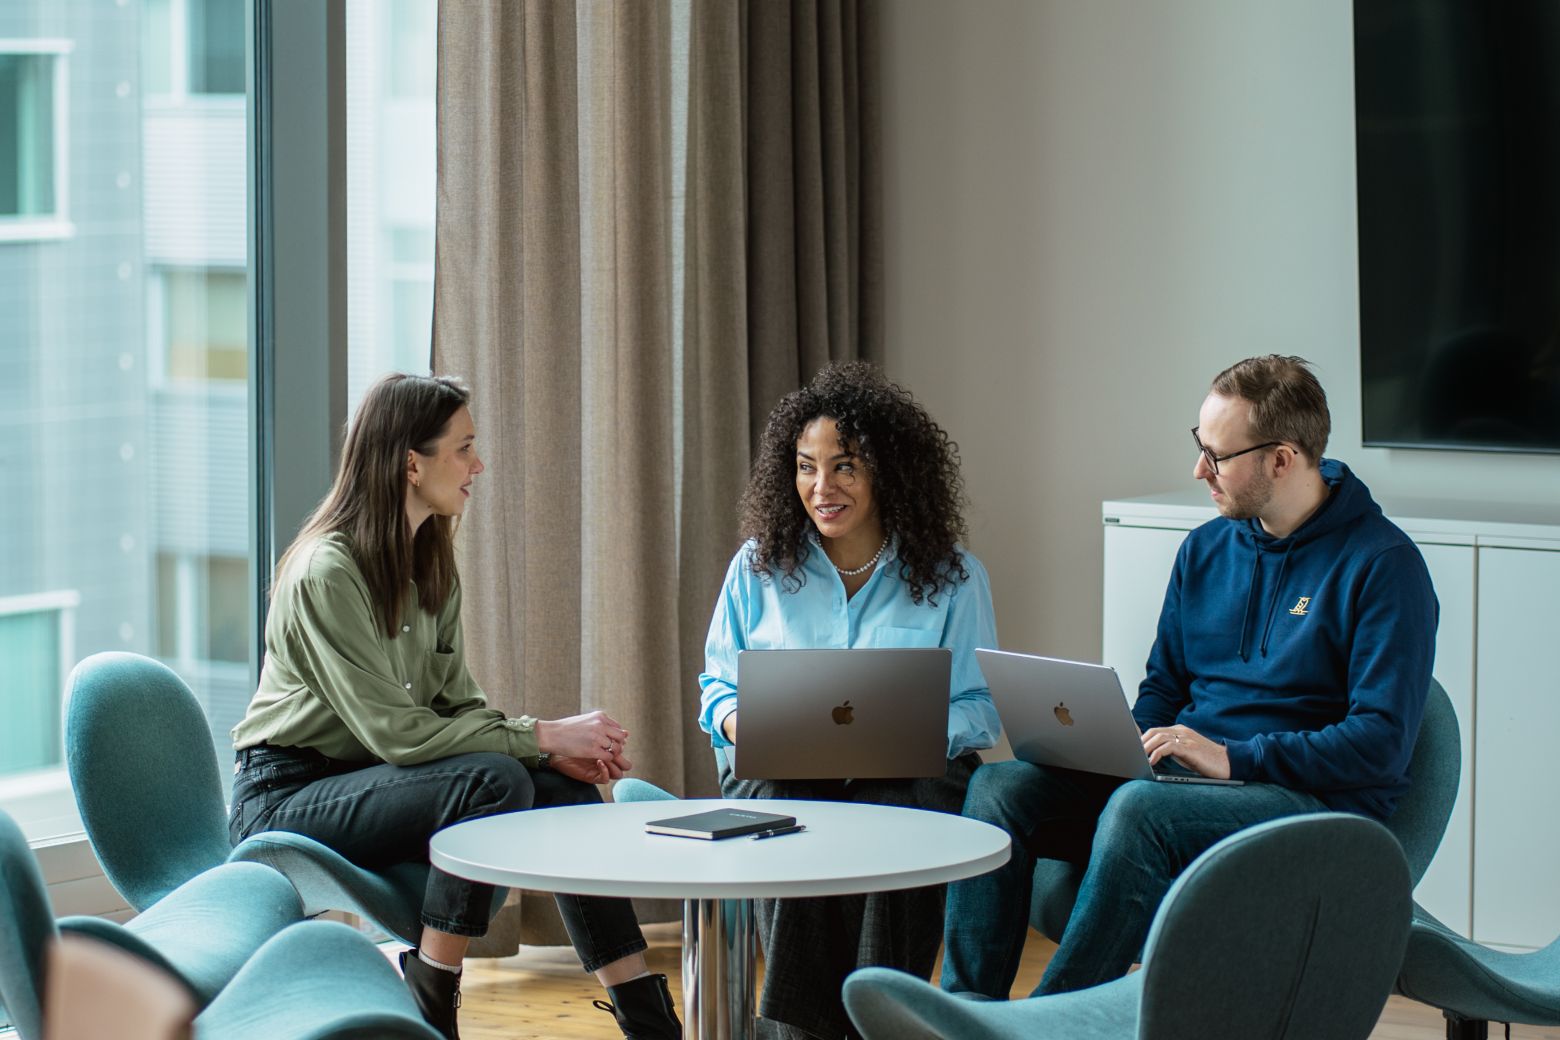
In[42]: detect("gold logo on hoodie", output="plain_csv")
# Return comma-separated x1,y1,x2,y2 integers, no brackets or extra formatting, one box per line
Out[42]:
1289,596,1311,616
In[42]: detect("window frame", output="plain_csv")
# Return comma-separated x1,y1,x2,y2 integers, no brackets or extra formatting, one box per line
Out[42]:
2,0,346,850
0,37,74,242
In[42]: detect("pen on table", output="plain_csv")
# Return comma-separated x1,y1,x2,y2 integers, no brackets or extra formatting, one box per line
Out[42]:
751,824,806,841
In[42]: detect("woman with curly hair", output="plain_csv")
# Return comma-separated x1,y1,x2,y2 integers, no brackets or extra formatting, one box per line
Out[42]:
697,360,1000,1039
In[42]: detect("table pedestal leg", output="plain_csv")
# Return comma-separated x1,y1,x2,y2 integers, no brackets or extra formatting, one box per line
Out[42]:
682,897,755,1040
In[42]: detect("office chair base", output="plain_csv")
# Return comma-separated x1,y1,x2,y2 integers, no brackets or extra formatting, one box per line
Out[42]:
1444,1011,1488,1039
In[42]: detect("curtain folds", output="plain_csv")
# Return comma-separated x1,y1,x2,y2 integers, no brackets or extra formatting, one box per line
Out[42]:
432,0,879,949
741,0,883,442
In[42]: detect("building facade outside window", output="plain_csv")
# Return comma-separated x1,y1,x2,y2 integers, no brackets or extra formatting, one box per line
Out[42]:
0,1,250,843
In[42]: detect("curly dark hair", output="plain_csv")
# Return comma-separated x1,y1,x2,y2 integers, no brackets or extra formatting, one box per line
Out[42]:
740,360,969,605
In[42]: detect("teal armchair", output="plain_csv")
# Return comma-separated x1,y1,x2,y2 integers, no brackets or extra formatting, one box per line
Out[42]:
63,652,502,945
0,809,300,1040
844,812,1413,1039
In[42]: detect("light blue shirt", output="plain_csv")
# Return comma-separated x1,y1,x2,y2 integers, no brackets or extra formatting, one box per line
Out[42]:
698,538,1002,759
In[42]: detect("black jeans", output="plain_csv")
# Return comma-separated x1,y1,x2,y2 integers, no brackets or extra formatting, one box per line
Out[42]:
229,744,647,971
718,751,980,1039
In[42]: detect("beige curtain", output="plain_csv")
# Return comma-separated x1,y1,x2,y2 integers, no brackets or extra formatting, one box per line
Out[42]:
737,0,884,441
677,0,883,797
433,0,879,950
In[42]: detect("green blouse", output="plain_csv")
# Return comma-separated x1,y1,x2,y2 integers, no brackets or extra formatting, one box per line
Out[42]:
231,533,539,765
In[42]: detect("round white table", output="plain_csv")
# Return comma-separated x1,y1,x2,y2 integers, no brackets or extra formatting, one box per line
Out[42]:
430,798,1010,1040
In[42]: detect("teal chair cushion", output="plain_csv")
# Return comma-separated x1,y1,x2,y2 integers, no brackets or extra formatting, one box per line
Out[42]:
1396,907,1560,1027
612,778,678,803
845,968,1140,1038
66,862,301,1004
228,837,435,944
193,920,441,1039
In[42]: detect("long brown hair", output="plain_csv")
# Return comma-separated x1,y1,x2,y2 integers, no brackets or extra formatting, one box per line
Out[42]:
275,373,472,637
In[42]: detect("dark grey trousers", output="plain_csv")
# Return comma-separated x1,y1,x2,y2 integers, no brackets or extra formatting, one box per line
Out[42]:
230,743,648,970
719,752,979,1040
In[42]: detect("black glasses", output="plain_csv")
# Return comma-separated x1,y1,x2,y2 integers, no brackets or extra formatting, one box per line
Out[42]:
1191,427,1281,475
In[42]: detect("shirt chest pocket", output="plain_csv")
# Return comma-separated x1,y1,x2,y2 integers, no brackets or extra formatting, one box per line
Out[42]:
422,646,456,693
864,625,941,649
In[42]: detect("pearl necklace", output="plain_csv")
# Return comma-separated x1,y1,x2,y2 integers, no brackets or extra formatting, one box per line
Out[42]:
831,536,889,577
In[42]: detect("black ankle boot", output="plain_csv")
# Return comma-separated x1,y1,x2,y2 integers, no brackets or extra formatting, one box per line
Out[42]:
593,973,682,1039
400,950,462,1040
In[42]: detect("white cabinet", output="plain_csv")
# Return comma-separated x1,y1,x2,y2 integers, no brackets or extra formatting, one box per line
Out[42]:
1102,493,1559,943
1472,547,1560,948
1102,522,1192,706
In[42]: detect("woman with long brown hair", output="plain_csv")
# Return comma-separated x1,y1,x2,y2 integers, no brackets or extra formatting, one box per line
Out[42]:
230,373,680,1040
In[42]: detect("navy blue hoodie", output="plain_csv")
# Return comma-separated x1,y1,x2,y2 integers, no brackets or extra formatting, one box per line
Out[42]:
1132,460,1438,820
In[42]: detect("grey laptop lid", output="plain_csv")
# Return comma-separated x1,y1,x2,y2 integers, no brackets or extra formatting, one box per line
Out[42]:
976,649,1242,785
732,648,951,780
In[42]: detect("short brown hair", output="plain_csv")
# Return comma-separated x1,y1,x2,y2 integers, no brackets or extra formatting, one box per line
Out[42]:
1210,355,1330,462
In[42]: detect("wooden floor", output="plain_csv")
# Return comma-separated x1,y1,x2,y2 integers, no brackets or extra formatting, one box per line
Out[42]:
449,922,1560,1039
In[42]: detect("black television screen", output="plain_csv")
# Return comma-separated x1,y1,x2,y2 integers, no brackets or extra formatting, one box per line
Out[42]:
1355,0,1560,453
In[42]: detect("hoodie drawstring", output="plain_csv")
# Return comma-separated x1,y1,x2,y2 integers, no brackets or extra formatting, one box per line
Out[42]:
1237,551,1261,662
1258,540,1297,657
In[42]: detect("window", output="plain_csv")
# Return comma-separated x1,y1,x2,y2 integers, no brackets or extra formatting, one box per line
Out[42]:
155,267,248,381
156,553,248,665
0,42,70,239
0,2,251,841
387,0,437,100
0,592,79,779
346,0,437,415
188,0,244,95
142,0,245,100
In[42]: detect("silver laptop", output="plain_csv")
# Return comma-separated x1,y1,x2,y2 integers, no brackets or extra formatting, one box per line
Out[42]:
731,648,951,780
976,649,1242,786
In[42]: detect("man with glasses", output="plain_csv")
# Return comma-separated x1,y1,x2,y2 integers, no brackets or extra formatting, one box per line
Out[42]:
940,354,1438,999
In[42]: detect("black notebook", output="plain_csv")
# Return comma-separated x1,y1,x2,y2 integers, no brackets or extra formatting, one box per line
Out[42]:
644,807,797,840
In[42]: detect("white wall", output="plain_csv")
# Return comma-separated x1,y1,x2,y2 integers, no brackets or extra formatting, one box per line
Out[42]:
881,0,1560,661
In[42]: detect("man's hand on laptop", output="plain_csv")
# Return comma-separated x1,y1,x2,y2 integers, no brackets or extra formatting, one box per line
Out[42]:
1141,725,1231,780
721,713,738,744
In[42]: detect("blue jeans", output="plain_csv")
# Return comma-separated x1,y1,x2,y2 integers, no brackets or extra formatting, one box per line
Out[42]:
940,760,1327,997
229,744,647,970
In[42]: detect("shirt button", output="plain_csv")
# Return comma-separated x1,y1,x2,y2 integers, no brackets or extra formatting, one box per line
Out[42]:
404,682,412,690
402,625,411,633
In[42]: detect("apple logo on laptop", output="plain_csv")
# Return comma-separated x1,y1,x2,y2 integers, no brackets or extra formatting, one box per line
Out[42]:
832,700,854,725
1054,702,1074,727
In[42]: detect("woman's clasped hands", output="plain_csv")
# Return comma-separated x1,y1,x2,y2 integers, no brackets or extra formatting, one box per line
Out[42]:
535,710,634,784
